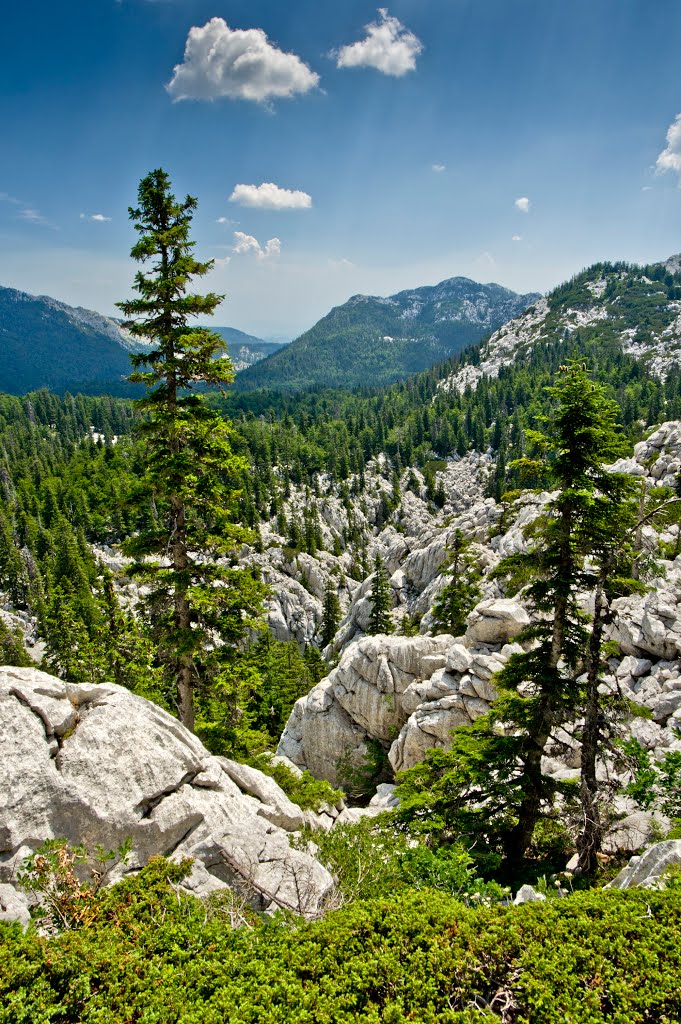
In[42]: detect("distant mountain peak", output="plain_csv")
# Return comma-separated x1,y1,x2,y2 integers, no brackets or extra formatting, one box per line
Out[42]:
235,275,541,392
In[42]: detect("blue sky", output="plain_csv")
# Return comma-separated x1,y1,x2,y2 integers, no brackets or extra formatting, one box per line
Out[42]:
1,0,681,338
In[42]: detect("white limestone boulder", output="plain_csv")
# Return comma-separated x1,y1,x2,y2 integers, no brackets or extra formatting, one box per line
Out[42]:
0,667,332,920
608,840,681,890
465,598,530,645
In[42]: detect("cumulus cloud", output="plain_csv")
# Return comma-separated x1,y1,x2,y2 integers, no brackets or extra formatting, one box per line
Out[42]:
432,163,446,173
656,114,681,178
80,212,111,222
514,196,531,213
232,231,281,259
335,8,422,77
229,182,312,210
166,17,319,103
512,234,522,241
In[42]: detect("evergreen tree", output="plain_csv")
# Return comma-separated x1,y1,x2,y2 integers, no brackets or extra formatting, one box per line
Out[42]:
398,364,633,876
367,554,393,635
116,169,265,730
321,582,341,647
431,530,482,636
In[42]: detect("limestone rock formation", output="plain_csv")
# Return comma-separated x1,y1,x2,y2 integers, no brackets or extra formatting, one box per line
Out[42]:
0,667,332,925
608,840,681,890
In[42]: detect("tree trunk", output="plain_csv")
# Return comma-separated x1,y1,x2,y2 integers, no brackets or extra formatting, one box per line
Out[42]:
577,580,607,874
508,511,573,869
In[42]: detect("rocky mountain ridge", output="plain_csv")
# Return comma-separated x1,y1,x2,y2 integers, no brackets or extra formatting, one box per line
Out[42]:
235,276,540,392
0,285,274,395
439,257,681,394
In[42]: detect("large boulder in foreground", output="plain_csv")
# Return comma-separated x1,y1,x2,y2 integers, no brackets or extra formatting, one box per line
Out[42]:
0,667,332,923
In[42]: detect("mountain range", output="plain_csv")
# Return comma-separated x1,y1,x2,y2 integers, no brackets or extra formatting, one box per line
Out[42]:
235,277,541,392
437,254,681,396
0,285,278,396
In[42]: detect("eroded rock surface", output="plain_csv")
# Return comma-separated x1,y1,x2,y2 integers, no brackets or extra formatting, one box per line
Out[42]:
0,667,332,924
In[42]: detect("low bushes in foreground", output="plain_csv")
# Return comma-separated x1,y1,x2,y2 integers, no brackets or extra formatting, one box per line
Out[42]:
1,857,681,1023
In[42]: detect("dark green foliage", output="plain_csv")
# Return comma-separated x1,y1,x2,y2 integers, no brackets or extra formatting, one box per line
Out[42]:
367,554,394,635
195,633,326,758
0,617,32,666
253,757,344,811
321,580,342,646
624,738,681,823
431,529,483,635
2,857,681,1023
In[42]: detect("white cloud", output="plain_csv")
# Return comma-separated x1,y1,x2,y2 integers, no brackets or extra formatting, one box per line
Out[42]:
212,256,231,269
641,185,653,192
335,8,422,77
656,114,681,178
514,196,531,213
216,216,232,224
432,163,446,173
229,182,311,210
80,212,111,222
19,208,45,223
166,17,319,103
512,234,522,241
232,231,281,259
2,192,56,228
328,257,355,269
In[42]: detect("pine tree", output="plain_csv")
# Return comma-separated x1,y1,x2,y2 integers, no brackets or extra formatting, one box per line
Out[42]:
431,530,482,636
367,554,393,635
321,582,341,647
117,169,265,730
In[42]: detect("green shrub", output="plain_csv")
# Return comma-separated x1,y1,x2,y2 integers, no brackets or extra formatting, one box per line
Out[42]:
2,860,681,1023
251,755,344,811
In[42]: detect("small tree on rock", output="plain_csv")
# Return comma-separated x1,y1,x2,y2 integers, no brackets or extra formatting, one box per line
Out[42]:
321,582,341,647
367,554,393,635
431,530,482,636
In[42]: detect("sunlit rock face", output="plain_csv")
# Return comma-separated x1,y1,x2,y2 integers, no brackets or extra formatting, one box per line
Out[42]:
0,667,332,924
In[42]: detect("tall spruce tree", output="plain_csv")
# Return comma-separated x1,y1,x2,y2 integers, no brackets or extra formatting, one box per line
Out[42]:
117,169,265,730
367,554,394,635
398,364,633,876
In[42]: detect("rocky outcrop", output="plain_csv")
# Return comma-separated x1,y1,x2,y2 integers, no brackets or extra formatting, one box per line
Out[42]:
278,623,531,780
0,667,332,924
608,840,681,890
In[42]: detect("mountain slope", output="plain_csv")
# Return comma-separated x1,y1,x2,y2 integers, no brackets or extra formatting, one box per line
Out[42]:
0,286,142,395
235,277,541,392
0,286,277,395
211,327,286,371
438,256,681,394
